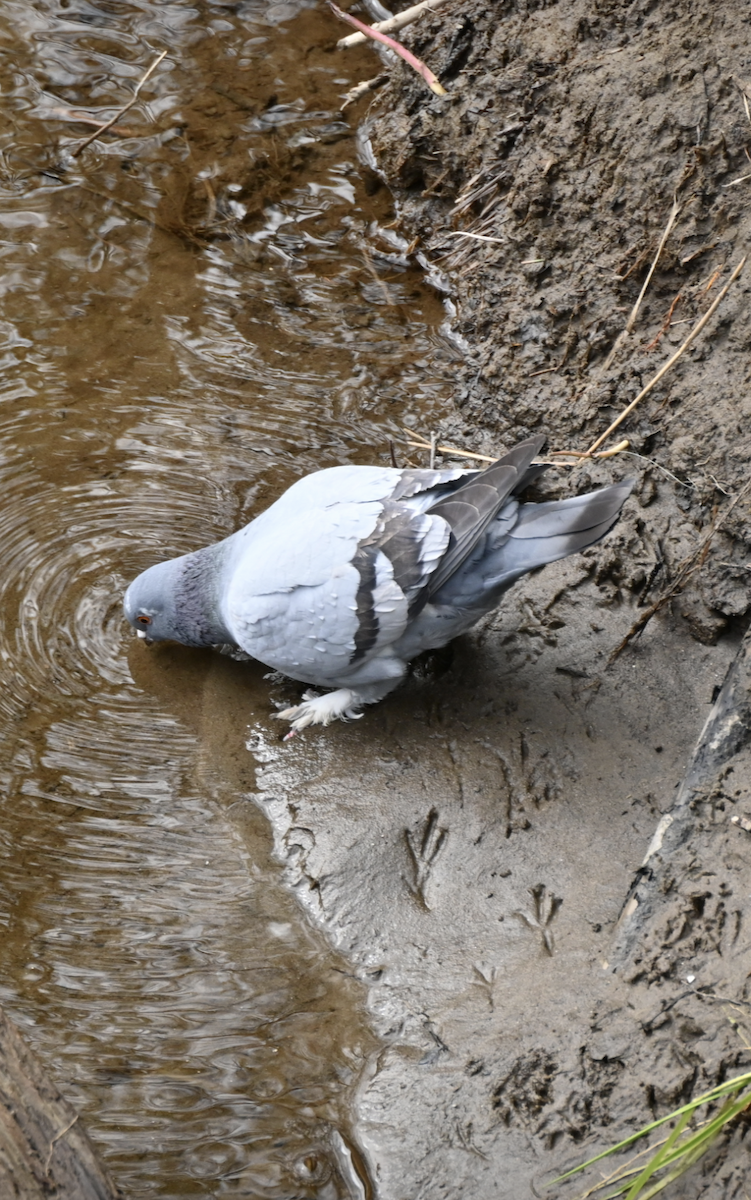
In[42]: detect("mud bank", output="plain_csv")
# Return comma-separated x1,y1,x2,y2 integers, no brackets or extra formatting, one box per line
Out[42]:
252,567,746,1199
365,0,751,639
244,2,751,1195
0,1006,120,1199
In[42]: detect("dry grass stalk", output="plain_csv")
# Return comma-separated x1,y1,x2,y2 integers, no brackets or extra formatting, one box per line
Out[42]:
528,365,560,377
404,435,494,463
44,1115,80,1175
337,0,453,49
450,172,501,215
71,49,167,158
623,199,681,334
593,439,630,459
602,198,681,370
404,433,630,466
735,76,751,124
46,107,139,135
445,231,506,245
721,171,751,188
551,438,630,461
586,254,747,456
644,289,683,352
360,242,395,304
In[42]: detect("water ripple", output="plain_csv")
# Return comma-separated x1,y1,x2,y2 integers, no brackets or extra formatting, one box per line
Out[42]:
0,0,451,1195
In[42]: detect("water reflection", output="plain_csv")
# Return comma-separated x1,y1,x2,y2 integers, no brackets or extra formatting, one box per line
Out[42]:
0,0,454,1194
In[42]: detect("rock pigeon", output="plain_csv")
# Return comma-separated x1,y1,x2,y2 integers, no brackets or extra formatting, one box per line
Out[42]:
124,435,632,733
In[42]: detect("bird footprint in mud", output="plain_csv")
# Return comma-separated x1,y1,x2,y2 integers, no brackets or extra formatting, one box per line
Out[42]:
514,883,562,956
405,808,448,910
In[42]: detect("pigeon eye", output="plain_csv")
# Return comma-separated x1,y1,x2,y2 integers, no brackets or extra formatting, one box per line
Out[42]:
137,614,151,626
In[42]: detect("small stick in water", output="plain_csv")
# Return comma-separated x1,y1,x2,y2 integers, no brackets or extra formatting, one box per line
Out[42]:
71,50,168,158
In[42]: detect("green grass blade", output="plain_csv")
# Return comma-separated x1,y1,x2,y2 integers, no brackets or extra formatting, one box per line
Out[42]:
562,1083,751,1199
551,1071,751,1186
644,1085,751,1178
634,1100,745,1200
624,1106,693,1199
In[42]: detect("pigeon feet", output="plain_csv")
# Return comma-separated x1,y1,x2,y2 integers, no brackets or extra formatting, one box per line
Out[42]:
275,688,366,735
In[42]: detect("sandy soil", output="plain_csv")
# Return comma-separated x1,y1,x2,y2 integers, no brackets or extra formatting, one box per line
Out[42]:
244,2,751,1195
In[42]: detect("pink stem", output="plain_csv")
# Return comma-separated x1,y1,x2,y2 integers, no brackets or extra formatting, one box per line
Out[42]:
329,2,446,96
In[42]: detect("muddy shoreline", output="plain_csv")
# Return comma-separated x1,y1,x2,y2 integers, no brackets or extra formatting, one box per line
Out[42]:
289,1,751,1194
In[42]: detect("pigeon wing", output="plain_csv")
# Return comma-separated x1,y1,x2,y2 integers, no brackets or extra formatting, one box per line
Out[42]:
348,504,450,660
424,434,546,597
436,480,634,604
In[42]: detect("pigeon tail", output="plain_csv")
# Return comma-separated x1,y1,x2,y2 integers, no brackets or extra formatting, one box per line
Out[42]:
479,479,634,595
424,434,546,598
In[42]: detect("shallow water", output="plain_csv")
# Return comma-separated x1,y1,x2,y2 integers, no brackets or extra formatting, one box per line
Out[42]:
0,2,455,1194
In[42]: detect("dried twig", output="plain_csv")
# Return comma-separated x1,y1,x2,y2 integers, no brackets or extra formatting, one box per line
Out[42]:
586,255,747,456
403,433,630,465
71,50,167,158
444,231,506,245
340,73,389,110
609,478,751,663
44,1115,79,1175
337,0,453,49
329,3,446,95
602,198,681,370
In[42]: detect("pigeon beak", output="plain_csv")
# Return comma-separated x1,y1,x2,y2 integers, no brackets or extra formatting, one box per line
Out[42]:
136,630,154,645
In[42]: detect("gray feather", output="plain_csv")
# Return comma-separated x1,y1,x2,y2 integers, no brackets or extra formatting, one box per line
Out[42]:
425,435,546,597
390,466,468,502
434,480,633,607
350,543,380,663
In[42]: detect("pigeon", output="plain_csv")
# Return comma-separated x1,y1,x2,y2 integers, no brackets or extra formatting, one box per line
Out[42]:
124,435,632,734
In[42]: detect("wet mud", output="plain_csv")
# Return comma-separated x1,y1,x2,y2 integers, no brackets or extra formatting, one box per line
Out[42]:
365,0,751,642
342,0,751,1195
2,1,751,1199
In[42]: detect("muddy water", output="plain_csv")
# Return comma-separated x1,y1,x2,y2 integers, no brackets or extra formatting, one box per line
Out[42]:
0,2,453,1195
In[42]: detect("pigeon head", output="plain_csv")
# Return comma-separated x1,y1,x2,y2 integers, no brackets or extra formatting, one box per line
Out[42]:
123,558,186,645
123,547,231,648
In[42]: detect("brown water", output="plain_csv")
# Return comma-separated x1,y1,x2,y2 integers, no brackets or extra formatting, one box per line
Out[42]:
0,2,455,1194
